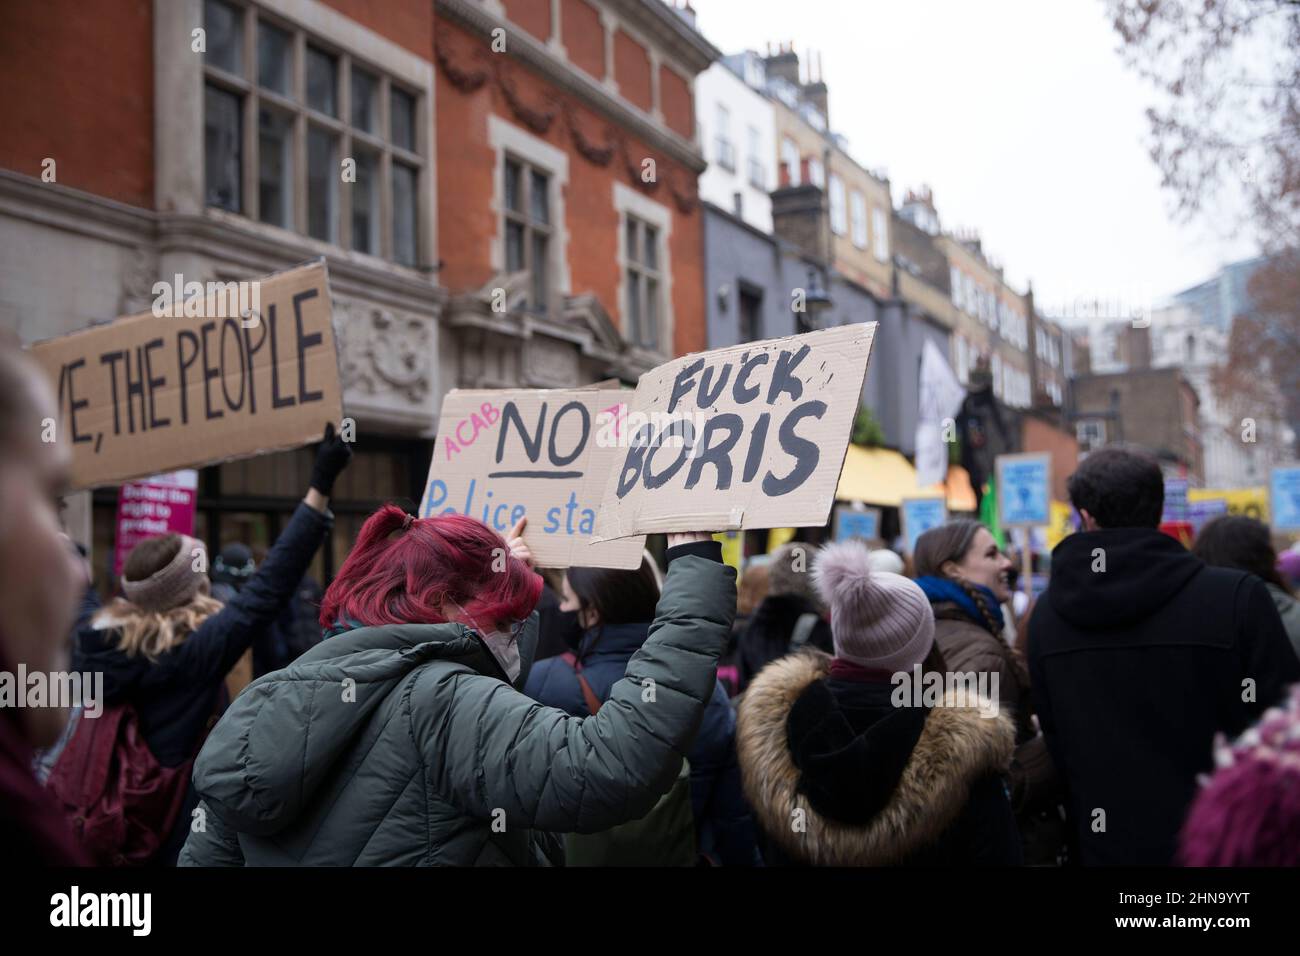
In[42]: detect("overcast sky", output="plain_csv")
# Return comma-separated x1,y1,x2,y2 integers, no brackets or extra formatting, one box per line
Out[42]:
687,0,1259,322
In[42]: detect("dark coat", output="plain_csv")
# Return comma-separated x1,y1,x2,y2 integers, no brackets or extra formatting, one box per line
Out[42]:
532,582,582,662
526,621,760,865
1028,527,1300,865
739,593,832,692
73,502,332,862
179,552,736,866
931,604,1056,812
737,651,1020,866
255,575,325,677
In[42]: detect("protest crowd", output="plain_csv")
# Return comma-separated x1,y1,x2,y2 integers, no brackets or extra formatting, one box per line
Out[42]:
4,334,1300,869
2,1,1299,891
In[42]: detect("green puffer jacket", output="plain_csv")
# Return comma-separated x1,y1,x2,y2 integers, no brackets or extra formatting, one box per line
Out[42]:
178,552,735,866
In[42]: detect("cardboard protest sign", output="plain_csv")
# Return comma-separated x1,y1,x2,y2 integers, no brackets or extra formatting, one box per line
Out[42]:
592,323,876,540
420,386,645,569
901,496,948,554
31,261,341,490
834,504,881,542
996,452,1051,527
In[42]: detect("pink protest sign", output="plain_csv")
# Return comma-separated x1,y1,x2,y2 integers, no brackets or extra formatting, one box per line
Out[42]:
112,470,199,579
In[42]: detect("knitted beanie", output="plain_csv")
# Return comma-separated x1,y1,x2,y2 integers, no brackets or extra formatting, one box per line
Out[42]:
122,535,208,613
813,539,934,672
866,548,905,575
768,542,821,605
1180,683,1300,866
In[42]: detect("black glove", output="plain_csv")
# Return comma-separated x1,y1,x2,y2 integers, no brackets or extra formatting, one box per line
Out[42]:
309,422,352,496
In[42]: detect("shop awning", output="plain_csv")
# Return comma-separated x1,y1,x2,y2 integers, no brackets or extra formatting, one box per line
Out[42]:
836,445,977,511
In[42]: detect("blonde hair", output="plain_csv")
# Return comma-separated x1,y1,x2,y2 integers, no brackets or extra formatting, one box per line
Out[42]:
93,593,224,661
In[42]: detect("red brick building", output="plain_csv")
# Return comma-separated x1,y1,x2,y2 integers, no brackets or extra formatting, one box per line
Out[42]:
0,0,716,587
432,0,716,388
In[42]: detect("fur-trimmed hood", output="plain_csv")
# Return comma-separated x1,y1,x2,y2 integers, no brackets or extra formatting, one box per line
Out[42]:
736,651,1014,865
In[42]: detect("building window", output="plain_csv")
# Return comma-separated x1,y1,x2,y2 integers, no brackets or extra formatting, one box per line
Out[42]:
739,285,763,343
781,136,800,185
871,207,888,262
746,125,765,189
850,191,867,249
828,174,846,235
205,84,242,212
1076,419,1105,450
950,265,963,309
808,157,825,189
503,156,553,313
714,103,735,171
625,215,662,350
201,0,424,265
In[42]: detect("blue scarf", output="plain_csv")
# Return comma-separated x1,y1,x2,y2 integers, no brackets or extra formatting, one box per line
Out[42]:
915,575,1005,635
323,615,364,639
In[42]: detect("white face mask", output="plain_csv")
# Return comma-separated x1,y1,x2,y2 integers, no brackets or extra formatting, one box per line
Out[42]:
479,628,521,683
450,600,523,683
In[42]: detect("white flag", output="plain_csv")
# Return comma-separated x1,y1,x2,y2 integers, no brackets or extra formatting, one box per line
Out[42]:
914,338,966,488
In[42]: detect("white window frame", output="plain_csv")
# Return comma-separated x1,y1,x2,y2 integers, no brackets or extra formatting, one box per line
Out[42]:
614,181,673,356
488,116,570,305
781,136,800,186
849,191,867,249
954,335,970,383
198,0,431,267
714,103,734,171
871,206,888,262
746,125,764,189
828,173,846,235
808,157,825,189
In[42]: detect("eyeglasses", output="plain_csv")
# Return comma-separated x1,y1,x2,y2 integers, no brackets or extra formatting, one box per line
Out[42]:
448,599,525,640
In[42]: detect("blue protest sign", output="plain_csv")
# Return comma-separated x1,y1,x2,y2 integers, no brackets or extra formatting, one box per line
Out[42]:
835,504,881,542
1162,478,1189,524
1271,465,1300,532
901,497,948,554
996,453,1051,527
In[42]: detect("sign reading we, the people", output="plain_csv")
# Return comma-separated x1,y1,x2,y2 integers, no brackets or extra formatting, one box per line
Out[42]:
592,323,876,540
30,261,341,490
420,386,645,569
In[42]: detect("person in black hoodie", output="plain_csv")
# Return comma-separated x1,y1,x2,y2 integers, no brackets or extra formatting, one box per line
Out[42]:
72,425,351,864
737,539,1021,865
1028,448,1300,865
738,542,832,692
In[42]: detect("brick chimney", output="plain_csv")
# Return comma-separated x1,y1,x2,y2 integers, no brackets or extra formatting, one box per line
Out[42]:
763,42,800,87
801,50,828,125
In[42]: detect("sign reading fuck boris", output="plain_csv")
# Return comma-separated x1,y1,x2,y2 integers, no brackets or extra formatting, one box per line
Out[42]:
30,261,342,490
592,323,876,540
421,384,646,569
